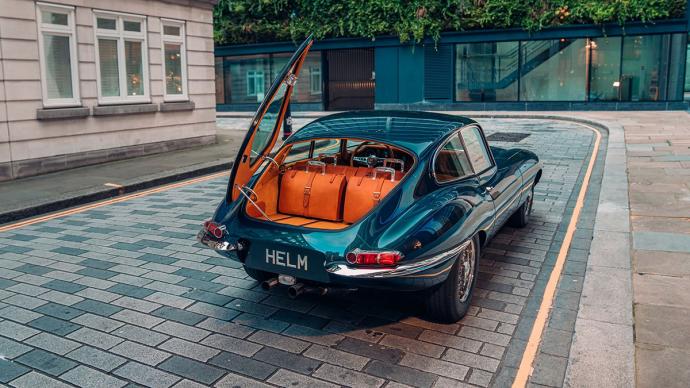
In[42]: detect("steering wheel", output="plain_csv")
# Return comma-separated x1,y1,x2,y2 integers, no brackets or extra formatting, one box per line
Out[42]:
350,142,395,167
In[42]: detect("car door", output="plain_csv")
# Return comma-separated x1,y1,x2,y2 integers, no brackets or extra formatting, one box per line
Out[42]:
459,126,521,235
227,36,314,202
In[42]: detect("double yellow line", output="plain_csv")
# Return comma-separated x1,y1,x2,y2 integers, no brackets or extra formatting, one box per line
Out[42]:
0,171,228,233
513,123,602,387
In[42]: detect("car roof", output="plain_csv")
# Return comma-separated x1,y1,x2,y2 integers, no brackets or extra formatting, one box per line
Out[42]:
288,110,477,155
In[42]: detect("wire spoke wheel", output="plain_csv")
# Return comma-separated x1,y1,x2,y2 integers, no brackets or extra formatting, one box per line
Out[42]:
457,239,476,303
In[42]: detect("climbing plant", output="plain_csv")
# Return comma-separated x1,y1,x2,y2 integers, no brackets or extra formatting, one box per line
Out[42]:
213,0,686,45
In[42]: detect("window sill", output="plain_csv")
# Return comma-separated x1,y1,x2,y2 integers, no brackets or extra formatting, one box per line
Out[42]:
159,101,195,112
36,107,90,120
92,103,158,116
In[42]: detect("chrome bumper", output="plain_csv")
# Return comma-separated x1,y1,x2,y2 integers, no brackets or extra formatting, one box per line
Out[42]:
196,230,241,252
325,240,470,279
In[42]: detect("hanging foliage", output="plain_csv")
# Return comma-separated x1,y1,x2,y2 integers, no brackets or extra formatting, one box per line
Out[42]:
213,0,686,45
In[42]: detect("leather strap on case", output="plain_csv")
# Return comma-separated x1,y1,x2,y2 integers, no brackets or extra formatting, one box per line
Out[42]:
303,172,317,212
373,178,386,203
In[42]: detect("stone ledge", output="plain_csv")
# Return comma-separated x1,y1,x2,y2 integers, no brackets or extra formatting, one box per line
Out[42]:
159,101,195,112
92,103,158,116
36,107,90,120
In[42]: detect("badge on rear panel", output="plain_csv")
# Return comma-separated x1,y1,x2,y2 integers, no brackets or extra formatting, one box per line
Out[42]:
265,248,308,271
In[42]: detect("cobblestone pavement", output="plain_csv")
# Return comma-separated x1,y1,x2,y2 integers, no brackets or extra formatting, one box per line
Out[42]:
0,119,598,388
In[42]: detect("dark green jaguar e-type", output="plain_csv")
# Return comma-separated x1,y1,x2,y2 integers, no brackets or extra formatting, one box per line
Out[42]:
198,36,542,322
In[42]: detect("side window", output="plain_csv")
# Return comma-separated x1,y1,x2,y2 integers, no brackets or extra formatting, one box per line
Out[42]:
434,135,473,183
460,126,493,172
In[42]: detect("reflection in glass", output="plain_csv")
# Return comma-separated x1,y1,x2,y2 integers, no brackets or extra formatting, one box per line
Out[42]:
42,11,68,25
271,52,322,103
97,18,116,30
44,35,73,99
589,37,621,101
165,43,183,95
668,34,685,101
434,135,472,182
98,39,120,97
461,127,492,172
455,42,519,101
520,39,587,101
250,83,287,164
621,35,669,101
125,40,144,96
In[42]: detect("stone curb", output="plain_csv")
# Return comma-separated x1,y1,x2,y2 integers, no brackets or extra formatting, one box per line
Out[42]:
0,159,233,225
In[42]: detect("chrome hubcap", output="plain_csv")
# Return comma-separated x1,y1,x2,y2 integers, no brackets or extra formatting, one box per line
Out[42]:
457,240,476,303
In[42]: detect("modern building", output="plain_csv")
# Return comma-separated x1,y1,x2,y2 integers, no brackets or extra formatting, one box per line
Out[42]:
215,18,690,112
0,0,217,181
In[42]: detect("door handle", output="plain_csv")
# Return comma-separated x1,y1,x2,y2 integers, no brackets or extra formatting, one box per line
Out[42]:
485,186,500,200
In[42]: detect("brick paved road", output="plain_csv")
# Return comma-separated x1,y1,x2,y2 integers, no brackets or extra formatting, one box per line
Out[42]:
0,119,596,388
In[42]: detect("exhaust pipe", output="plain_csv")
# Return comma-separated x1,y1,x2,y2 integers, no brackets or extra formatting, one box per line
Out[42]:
261,278,279,291
287,283,305,299
287,283,357,299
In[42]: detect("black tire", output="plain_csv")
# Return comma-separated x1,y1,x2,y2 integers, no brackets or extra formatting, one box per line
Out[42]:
509,185,534,228
244,266,272,282
425,235,480,323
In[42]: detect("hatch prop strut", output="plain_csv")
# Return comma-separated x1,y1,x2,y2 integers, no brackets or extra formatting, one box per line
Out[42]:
234,184,273,221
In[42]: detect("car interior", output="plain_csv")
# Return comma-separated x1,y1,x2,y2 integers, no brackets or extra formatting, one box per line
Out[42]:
241,138,415,230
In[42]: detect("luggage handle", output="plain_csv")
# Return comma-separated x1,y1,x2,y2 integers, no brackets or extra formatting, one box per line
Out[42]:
307,160,326,175
373,167,396,182
318,154,338,166
383,158,405,172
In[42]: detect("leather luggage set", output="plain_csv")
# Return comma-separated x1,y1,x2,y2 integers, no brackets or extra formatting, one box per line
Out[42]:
278,163,398,223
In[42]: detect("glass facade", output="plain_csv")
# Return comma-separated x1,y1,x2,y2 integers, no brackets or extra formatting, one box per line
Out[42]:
453,33,684,103
589,37,621,101
215,32,686,107
216,51,322,105
455,41,519,101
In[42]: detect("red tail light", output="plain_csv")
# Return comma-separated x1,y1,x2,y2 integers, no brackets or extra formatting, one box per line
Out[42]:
346,249,402,267
203,220,224,239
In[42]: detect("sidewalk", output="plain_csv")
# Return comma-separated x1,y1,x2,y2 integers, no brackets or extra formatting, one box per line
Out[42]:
0,127,248,224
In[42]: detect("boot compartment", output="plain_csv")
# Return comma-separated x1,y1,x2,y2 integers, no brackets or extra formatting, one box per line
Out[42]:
244,138,413,230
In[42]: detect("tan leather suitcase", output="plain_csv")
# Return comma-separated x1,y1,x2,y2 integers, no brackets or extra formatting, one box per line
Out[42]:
343,168,398,223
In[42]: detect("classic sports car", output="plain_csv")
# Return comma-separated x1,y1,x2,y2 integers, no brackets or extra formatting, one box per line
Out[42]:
198,36,542,322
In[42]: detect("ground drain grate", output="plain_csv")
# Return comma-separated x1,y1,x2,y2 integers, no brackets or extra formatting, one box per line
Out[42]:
486,132,531,142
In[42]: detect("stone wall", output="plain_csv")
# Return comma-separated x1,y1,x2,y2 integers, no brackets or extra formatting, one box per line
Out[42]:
0,0,217,180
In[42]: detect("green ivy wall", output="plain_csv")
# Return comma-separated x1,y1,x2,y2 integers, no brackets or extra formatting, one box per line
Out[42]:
213,0,687,45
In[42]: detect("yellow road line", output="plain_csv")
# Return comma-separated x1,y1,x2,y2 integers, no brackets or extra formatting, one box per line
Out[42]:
512,123,602,388
0,171,228,233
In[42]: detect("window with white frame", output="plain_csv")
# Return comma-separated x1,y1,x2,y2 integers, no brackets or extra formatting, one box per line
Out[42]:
36,2,80,107
309,67,322,94
246,70,264,97
93,11,149,103
161,20,188,100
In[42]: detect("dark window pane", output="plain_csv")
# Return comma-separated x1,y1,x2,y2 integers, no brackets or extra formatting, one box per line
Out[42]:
667,34,685,101
589,37,622,101
124,40,144,96
123,21,141,32
43,34,73,99
621,35,669,101
164,43,183,95
42,11,68,26
520,39,587,101
455,41,519,101
163,25,181,36
98,38,120,97
434,135,472,183
97,18,116,30
215,57,225,104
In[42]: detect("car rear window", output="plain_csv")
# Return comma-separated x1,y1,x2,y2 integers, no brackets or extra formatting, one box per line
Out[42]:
434,135,473,183
460,126,493,173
